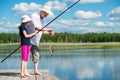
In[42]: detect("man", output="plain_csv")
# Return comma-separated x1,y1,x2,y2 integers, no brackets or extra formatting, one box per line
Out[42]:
27,7,54,75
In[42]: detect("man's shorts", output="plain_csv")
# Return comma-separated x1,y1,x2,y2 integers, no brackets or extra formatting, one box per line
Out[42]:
31,45,40,62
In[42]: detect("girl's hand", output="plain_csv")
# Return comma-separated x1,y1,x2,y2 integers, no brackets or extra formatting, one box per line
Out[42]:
32,32,37,37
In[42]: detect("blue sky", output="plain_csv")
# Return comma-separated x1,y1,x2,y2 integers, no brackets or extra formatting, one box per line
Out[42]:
0,0,120,33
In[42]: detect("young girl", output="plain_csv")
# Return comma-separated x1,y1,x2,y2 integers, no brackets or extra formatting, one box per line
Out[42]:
19,15,36,78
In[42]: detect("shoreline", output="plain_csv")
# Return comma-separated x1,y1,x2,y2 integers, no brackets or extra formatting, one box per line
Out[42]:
1,42,120,50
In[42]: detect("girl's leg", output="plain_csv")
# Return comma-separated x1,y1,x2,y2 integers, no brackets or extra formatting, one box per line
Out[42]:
21,45,28,77
21,61,25,77
24,61,31,77
24,46,31,76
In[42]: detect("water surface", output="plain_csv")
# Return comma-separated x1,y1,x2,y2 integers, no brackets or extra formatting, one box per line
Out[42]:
0,48,120,80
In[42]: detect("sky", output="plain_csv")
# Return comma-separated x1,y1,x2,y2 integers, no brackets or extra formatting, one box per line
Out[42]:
0,0,120,33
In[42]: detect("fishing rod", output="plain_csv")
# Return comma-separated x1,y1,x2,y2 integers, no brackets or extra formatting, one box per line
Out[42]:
1,0,80,63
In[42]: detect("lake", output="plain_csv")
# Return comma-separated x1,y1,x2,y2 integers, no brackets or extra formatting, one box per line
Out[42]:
0,48,120,80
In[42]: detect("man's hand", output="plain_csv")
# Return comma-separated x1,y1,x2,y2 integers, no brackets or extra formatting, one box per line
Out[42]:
49,32,54,36
47,28,52,32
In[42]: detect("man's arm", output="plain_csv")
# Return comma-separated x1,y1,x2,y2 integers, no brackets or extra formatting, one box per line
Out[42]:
42,30,54,36
35,27,52,32
31,13,53,35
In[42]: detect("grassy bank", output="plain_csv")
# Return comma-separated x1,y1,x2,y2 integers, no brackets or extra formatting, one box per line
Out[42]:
1,42,120,51
40,42,120,50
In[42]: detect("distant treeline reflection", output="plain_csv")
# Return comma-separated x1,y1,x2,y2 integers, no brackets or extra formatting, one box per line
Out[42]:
0,32,120,43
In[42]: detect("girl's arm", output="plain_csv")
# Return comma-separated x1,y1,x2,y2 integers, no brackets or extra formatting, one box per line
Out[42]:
23,30,36,38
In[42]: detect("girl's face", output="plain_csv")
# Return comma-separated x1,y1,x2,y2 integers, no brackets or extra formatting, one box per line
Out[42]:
23,21,30,26
26,21,30,26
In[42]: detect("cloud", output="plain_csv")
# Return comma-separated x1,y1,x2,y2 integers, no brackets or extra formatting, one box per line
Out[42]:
5,22,20,28
57,19,91,26
89,21,120,33
12,2,42,14
49,19,92,33
0,22,20,33
80,0,104,3
0,18,20,33
0,27,8,33
9,1,120,33
94,21,106,27
0,21,5,26
12,2,54,18
94,21,120,27
107,7,120,21
74,10,102,19
65,0,104,3
44,0,67,11
12,1,67,17
0,17,6,26
49,18,120,33
0,17,6,20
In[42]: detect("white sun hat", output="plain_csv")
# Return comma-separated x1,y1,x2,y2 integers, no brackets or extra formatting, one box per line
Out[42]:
21,15,31,23
40,6,53,15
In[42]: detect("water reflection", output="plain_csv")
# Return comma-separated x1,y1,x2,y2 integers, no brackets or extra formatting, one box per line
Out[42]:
0,49,120,80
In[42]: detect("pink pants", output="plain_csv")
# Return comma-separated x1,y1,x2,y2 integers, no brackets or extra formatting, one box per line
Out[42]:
21,45,30,61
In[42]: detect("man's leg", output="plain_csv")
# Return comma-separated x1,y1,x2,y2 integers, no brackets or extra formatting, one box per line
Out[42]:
34,61,42,75
31,45,42,75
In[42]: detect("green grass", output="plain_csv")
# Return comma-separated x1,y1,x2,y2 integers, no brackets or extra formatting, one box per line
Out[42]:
1,42,120,51
0,43,19,46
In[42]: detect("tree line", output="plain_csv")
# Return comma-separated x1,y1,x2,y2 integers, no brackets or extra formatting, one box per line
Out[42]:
0,32,120,43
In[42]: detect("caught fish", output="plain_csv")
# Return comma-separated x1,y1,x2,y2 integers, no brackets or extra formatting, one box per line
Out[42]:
49,44,53,56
